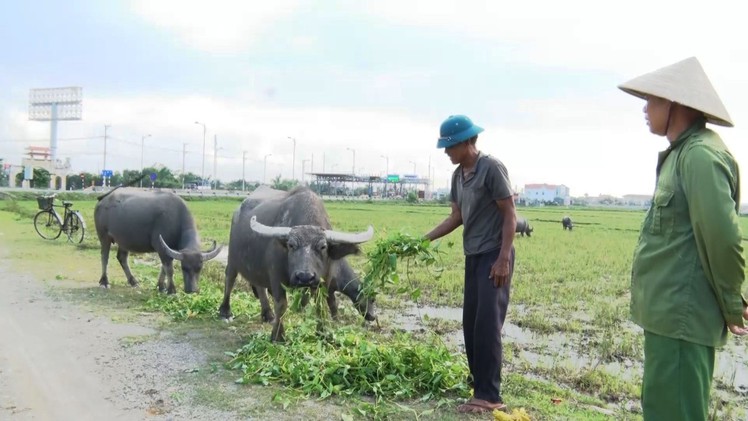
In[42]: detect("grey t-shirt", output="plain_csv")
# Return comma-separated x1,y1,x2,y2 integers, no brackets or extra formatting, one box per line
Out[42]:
450,153,513,256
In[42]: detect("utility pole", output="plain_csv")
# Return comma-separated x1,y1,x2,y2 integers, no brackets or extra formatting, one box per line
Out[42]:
242,151,247,192
213,134,218,190
346,147,355,174
195,121,206,186
322,152,326,172
287,137,296,180
103,124,110,187
263,153,272,185
302,159,310,184
140,134,151,187
181,142,187,189
427,155,431,199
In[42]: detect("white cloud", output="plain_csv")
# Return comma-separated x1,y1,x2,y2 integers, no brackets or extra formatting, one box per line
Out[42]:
130,0,303,53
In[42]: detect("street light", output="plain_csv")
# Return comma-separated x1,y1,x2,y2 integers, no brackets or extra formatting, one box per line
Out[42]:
242,151,248,192
381,155,389,197
103,124,111,186
287,137,296,180
194,121,206,185
212,135,223,190
346,147,356,175
140,134,151,187
302,159,311,184
263,153,272,185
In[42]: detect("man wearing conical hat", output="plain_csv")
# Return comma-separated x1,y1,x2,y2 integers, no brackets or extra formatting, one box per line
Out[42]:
619,57,748,420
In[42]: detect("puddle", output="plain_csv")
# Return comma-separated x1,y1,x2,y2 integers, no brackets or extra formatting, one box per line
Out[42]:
716,342,748,393
208,250,748,396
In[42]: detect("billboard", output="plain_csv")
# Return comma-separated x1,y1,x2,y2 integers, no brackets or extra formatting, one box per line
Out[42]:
29,87,83,121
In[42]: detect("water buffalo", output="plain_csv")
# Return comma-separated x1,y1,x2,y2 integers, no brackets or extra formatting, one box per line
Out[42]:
218,186,375,342
94,188,222,294
562,216,573,230
515,216,534,237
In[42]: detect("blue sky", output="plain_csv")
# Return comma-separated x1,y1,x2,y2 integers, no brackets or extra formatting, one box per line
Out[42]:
2,0,747,197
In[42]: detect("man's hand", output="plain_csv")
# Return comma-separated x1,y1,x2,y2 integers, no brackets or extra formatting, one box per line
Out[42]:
489,255,511,287
727,304,748,336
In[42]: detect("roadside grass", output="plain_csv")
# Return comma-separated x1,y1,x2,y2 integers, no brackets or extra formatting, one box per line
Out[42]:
3,196,748,420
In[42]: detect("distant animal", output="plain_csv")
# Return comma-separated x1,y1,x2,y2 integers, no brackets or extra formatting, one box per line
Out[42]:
562,216,574,231
515,216,534,237
218,186,376,342
94,187,222,294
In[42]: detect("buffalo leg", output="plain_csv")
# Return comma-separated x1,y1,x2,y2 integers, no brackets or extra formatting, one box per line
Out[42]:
157,266,167,292
116,249,139,287
98,240,111,288
218,264,239,320
269,281,287,342
255,286,274,323
161,259,176,294
326,286,339,319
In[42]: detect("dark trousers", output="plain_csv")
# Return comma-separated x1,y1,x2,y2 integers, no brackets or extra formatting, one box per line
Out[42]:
463,247,514,404
642,331,715,421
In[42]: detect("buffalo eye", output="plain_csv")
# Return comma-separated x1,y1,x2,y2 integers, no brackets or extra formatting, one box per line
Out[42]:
287,239,298,250
318,241,327,251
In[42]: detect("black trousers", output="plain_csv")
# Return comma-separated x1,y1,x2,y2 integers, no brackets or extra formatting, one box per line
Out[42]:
463,247,514,404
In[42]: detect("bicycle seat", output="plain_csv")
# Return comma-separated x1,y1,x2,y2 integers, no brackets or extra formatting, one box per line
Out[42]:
63,201,73,207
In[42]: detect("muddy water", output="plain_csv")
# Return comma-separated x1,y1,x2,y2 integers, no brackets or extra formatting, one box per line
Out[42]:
213,248,748,396
383,302,748,394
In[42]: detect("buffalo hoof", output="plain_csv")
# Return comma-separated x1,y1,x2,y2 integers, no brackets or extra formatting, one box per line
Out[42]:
364,313,377,322
167,286,177,295
98,276,109,289
218,306,233,321
127,277,139,287
260,308,274,323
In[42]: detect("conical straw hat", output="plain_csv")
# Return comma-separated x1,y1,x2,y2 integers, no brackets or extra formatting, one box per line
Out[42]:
618,57,733,127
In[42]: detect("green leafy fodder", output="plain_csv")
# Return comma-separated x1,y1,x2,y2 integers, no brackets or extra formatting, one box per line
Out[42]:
360,232,449,303
143,277,259,321
228,320,470,402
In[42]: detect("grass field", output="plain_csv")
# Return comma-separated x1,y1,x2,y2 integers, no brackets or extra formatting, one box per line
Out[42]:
2,192,747,420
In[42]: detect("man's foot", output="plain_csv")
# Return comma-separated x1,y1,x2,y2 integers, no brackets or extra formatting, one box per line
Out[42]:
457,398,507,414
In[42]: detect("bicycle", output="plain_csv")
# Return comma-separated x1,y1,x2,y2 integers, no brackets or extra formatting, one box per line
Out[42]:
33,194,86,244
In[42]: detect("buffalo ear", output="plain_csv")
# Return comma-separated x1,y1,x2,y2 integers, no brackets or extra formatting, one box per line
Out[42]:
329,243,361,260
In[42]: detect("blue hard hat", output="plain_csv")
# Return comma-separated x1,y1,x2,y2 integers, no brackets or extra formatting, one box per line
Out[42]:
436,115,484,148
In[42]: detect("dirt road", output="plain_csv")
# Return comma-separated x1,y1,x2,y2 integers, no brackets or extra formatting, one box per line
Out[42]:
0,242,235,421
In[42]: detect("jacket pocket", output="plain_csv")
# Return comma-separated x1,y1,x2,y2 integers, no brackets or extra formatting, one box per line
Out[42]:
650,189,674,235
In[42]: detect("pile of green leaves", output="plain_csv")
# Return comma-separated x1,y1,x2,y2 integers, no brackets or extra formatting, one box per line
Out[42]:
359,232,450,303
143,279,259,321
227,318,469,402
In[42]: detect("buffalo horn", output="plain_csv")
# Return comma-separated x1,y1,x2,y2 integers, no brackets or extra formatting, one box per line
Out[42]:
158,235,184,261
201,241,223,262
325,225,374,244
249,216,292,239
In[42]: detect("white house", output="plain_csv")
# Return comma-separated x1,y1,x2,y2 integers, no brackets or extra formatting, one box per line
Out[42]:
522,183,571,205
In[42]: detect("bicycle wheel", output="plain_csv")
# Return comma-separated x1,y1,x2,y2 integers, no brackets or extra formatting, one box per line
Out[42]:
65,212,85,244
34,210,62,240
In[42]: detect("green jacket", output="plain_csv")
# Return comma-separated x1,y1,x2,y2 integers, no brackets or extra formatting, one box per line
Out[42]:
631,119,747,347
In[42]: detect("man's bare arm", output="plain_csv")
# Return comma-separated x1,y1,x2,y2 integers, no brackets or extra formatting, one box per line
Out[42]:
425,202,462,241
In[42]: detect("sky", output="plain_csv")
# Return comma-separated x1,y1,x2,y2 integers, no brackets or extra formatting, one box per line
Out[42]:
1,0,747,197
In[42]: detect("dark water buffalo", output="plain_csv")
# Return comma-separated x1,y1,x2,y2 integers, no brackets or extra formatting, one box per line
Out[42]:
515,216,534,237
94,188,222,293
562,216,573,230
219,186,376,341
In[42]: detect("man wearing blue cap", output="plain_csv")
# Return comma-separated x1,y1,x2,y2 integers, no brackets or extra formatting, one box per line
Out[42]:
424,115,516,414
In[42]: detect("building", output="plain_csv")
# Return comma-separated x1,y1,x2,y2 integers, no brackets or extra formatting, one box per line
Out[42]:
622,194,652,207
522,183,571,205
